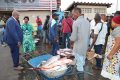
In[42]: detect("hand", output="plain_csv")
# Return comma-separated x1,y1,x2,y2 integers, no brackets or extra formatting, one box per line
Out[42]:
17,42,21,47
70,41,74,49
107,54,113,60
54,37,58,42
71,44,73,49
87,47,91,52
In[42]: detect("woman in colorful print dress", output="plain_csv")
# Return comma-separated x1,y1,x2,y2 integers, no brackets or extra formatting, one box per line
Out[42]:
21,16,35,53
101,16,120,80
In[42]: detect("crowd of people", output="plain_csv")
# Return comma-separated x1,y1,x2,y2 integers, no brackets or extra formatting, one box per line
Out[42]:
0,15,9,46
0,8,120,80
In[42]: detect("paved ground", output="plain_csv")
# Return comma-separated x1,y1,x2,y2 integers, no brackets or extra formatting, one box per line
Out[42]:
0,45,20,80
0,44,109,80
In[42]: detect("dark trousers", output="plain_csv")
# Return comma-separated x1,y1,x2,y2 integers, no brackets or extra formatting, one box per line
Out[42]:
94,44,103,68
51,41,59,56
43,30,49,43
63,33,71,48
8,44,19,67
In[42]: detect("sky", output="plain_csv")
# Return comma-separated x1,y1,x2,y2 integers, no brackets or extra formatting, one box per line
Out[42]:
60,0,120,14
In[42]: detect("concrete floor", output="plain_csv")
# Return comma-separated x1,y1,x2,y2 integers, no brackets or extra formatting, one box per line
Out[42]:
0,46,20,80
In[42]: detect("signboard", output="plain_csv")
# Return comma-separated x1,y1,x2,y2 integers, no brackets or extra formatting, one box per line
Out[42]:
0,0,57,10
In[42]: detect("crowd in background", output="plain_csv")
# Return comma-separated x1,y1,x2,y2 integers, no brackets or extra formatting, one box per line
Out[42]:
0,15,9,46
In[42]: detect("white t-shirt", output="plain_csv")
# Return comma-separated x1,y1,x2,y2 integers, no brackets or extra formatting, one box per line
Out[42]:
90,19,95,32
94,23,108,45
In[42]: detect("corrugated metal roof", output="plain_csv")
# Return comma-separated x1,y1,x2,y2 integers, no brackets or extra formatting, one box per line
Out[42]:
66,2,112,11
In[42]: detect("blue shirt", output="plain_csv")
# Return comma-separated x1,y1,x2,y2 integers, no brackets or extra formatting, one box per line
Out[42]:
49,19,58,42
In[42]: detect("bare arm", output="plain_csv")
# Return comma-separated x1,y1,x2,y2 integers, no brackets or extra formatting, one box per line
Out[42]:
88,34,98,51
107,37,120,60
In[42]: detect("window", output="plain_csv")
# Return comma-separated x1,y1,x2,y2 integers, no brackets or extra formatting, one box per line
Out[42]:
87,8,92,13
81,8,92,13
81,8,84,13
94,8,106,13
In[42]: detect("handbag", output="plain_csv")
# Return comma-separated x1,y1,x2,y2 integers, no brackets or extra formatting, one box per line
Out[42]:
86,51,102,65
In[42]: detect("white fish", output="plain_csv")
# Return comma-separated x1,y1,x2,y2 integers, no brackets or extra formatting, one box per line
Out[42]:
41,55,60,68
42,64,67,78
41,57,73,70
57,48,74,56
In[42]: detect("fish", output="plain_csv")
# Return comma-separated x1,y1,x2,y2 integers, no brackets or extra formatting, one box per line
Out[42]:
41,57,73,70
41,55,60,68
57,48,74,56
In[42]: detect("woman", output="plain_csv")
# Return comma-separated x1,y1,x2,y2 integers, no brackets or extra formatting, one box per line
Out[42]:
21,16,35,53
101,16,120,80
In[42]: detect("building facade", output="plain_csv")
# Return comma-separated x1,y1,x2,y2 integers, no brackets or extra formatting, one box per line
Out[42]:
66,2,112,20
0,0,61,24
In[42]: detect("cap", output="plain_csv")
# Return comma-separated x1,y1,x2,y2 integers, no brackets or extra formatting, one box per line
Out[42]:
52,13,59,16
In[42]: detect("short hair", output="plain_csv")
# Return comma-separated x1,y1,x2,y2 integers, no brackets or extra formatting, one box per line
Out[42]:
23,16,29,21
94,13,101,22
114,11,120,16
52,13,59,18
73,7,81,14
12,10,19,17
64,12,69,15
46,15,50,19
37,16,39,18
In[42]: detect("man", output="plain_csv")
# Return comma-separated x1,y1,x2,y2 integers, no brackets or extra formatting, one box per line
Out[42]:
101,14,107,23
36,16,42,26
43,15,50,44
49,13,59,56
101,14,110,35
88,13,107,70
70,8,90,79
114,11,120,16
101,14,109,54
62,12,73,48
0,16,5,46
36,16,43,39
5,10,23,70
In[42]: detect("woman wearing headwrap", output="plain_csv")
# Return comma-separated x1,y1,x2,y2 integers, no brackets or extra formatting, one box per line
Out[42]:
21,16,35,53
101,16,120,80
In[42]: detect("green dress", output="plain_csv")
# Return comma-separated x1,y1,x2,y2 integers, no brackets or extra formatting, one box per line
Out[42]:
21,23,35,53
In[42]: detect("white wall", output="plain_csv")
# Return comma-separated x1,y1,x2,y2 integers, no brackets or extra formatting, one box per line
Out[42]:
77,5,107,20
19,10,51,25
